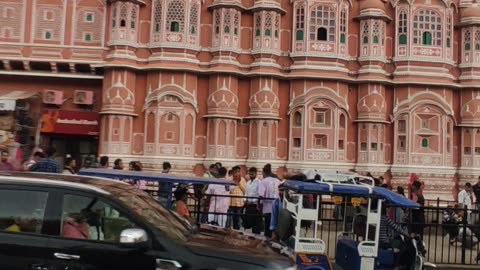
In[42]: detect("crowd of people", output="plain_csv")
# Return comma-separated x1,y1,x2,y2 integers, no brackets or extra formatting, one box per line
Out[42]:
174,163,283,239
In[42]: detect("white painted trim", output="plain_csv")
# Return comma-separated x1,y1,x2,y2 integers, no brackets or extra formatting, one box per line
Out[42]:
0,70,103,79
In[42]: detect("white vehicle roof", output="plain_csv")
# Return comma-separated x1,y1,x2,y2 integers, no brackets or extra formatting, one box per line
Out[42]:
302,169,375,187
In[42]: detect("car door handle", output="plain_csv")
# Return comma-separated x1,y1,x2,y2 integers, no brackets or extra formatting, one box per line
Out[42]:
54,252,80,260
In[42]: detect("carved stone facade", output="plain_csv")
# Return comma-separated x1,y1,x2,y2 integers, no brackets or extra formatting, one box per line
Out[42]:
2,0,480,199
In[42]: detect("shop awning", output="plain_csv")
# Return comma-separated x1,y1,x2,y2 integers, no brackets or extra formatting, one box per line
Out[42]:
0,91,38,111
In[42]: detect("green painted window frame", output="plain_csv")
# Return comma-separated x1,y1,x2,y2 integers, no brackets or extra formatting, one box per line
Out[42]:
296,30,304,41
421,138,428,148
422,32,432,45
170,21,180,32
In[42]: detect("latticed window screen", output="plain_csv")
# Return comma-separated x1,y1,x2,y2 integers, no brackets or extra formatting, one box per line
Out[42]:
154,1,162,32
398,10,407,44
340,8,346,43
233,12,239,35
413,9,442,46
265,13,272,36
309,5,335,42
465,30,471,50
224,11,231,33
255,13,261,36
189,3,198,34
295,6,305,40
166,0,185,32
274,14,279,38
119,5,127,27
130,6,137,28
475,30,480,50
362,21,369,44
214,10,220,34
372,21,380,44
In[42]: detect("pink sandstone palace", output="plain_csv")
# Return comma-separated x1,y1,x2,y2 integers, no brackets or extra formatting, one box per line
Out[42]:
1,0,480,199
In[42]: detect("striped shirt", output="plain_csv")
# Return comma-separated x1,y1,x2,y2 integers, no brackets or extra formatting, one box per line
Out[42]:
380,214,409,244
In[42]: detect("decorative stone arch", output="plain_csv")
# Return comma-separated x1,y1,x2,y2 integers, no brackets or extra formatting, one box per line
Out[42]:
392,91,455,122
288,86,350,118
143,84,198,112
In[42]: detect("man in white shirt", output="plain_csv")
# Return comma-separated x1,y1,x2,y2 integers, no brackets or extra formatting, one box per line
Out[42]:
205,167,230,227
258,164,280,238
458,182,475,224
244,167,261,234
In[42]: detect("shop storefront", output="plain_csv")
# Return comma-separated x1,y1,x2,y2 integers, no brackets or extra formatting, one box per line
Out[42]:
40,110,99,168
0,91,41,164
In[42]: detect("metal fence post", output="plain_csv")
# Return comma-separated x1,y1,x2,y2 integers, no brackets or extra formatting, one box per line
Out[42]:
461,205,468,265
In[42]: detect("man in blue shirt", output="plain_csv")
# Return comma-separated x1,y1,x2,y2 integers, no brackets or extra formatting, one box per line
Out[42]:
29,146,61,173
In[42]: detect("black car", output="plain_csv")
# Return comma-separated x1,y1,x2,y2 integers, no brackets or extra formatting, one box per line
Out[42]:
0,172,295,270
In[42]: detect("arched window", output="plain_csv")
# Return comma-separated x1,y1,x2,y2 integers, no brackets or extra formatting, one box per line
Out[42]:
294,111,302,127
362,22,369,44
44,31,52,39
413,9,442,46
166,0,185,33
120,20,126,27
310,5,335,42
189,3,198,35
398,10,407,44
295,6,305,41
84,33,92,41
465,30,471,50
317,27,327,41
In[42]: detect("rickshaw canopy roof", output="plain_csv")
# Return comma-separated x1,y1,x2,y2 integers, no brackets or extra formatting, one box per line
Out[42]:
283,180,419,208
78,168,235,186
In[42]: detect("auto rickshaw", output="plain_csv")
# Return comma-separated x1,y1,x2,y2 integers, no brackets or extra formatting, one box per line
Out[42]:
276,173,435,270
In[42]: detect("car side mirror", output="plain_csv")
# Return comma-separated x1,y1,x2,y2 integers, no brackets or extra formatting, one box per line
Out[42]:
119,228,148,247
